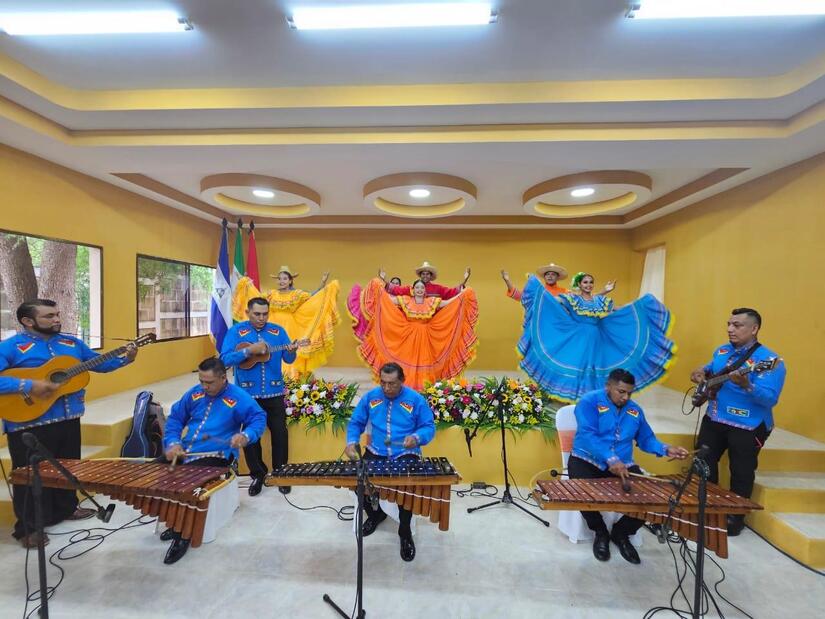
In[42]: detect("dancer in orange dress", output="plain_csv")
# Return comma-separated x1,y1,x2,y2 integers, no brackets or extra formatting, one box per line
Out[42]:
350,278,478,390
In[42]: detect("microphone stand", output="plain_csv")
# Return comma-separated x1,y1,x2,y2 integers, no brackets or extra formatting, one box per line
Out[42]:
22,437,115,619
466,377,550,527
324,451,369,619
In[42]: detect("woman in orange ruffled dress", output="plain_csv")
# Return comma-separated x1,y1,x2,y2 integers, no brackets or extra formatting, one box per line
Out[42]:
350,277,478,391
233,266,340,379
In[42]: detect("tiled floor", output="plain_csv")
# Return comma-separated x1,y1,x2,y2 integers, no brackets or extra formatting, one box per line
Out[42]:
0,484,822,618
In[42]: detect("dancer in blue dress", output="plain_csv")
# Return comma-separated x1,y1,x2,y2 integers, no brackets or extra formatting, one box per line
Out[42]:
518,272,675,402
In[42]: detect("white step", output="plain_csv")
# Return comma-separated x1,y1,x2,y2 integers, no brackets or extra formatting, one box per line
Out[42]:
773,512,825,540
756,472,825,491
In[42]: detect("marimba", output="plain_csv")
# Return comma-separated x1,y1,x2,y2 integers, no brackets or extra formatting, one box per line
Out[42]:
11,459,231,548
266,457,461,531
534,476,762,558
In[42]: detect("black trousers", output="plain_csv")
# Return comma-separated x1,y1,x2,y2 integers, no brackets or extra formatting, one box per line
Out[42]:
243,396,288,479
568,455,645,538
8,418,82,539
362,451,414,540
696,416,771,499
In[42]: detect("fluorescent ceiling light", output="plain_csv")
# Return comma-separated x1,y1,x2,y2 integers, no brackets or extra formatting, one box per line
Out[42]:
252,189,276,199
627,1,825,19
570,188,595,198
289,3,495,30
0,10,192,35
409,189,431,198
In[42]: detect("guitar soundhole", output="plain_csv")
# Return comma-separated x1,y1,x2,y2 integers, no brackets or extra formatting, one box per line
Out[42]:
48,371,69,384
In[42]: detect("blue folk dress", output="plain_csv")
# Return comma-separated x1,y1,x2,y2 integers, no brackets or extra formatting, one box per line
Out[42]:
517,276,675,402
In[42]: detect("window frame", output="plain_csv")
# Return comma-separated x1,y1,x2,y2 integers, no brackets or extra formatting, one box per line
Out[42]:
135,254,214,343
0,227,104,350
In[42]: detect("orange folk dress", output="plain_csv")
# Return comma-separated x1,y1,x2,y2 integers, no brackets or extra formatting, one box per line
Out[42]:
354,278,479,391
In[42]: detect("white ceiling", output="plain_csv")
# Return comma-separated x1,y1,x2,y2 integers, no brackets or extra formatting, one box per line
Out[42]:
2,0,825,227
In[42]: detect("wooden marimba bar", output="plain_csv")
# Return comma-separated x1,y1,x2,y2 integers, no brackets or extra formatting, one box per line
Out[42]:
10,459,230,547
266,457,461,531
534,476,762,558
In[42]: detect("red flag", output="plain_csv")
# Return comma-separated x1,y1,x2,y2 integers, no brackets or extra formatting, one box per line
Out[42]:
246,221,260,289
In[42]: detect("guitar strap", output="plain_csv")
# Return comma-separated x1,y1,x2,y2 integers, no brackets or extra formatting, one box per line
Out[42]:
712,341,762,378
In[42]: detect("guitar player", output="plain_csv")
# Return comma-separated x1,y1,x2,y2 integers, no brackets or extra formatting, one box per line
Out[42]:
690,307,786,536
0,299,138,548
219,296,299,497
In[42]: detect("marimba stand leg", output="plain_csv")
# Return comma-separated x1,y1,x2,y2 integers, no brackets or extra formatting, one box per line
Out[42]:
466,395,550,527
324,454,368,619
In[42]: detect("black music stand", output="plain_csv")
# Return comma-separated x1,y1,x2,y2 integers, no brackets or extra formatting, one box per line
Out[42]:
22,435,114,619
465,377,550,527
661,455,711,619
323,453,368,619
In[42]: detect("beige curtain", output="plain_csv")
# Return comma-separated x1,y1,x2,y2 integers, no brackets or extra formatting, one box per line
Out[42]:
639,245,666,301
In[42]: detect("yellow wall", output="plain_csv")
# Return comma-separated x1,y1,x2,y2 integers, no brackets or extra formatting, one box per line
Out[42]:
252,228,633,369
631,153,825,442
0,145,215,399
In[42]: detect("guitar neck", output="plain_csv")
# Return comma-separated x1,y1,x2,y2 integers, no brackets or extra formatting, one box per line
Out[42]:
65,346,127,378
706,365,753,388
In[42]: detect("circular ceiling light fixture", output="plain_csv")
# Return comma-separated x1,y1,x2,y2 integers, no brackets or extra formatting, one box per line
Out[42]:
252,189,275,199
363,172,477,219
409,188,431,199
570,187,595,198
200,173,321,218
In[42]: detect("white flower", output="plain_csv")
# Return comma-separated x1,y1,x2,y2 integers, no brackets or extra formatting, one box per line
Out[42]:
333,401,341,409
447,395,455,401
492,400,499,406
300,383,310,391
461,409,470,419
470,412,478,420
434,382,442,388
289,394,299,403
285,407,294,415
313,404,323,416
518,414,525,423
438,398,446,404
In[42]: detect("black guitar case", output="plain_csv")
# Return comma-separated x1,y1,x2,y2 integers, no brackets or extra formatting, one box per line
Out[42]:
120,391,166,458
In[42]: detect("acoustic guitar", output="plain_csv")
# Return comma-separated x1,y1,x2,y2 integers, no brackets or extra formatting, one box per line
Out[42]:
236,338,310,370
0,333,156,423
691,357,780,407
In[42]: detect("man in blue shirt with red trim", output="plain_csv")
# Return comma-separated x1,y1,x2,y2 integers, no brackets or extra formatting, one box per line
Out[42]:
345,362,436,562
0,299,138,548
570,369,688,564
220,296,298,497
690,307,786,536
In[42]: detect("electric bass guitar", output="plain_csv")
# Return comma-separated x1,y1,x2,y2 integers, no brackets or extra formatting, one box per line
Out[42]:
0,333,156,423
236,338,310,370
691,357,781,407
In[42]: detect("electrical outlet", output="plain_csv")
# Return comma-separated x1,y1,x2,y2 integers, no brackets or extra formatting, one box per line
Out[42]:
471,481,488,490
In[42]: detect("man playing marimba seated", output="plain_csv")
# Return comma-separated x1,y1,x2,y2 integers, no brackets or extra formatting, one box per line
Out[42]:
569,369,689,564
161,357,265,564
345,362,436,562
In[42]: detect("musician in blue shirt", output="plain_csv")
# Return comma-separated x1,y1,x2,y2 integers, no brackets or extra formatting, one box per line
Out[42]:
569,369,688,564
0,299,137,548
345,362,436,562
160,356,266,564
220,297,298,497
690,307,786,535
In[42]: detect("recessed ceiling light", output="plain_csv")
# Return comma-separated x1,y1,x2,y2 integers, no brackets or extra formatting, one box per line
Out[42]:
252,189,276,199
0,10,192,35
570,188,595,198
288,3,495,30
409,189,431,199
626,0,825,19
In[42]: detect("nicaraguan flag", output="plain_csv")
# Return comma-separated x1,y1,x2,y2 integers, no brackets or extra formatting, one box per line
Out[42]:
210,219,233,350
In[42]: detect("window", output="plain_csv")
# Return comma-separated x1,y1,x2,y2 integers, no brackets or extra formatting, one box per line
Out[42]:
137,255,214,341
0,230,102,348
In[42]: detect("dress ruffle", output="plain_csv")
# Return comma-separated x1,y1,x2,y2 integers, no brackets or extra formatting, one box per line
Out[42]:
355,278,479,391
232,276,341,379
517,276,675,402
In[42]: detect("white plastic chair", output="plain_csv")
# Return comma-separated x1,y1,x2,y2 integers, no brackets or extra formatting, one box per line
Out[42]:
555,405,642,547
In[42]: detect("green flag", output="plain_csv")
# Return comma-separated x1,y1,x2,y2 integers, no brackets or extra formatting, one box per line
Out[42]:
231,220,245,323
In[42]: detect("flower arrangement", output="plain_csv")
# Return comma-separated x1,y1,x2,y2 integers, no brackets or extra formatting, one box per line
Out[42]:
284,377,359,434
423,377,558,440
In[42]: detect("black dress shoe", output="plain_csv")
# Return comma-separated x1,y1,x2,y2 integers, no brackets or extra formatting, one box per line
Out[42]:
163,538,190,565
593,531,611,562
727,515,746,537
278,485,292,495
362,512,387,537
248,476,265,497
400,536,416,562
611,531,641,564
159,528,177,542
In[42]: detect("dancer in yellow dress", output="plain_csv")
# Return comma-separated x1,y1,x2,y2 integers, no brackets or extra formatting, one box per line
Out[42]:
232,266,340,379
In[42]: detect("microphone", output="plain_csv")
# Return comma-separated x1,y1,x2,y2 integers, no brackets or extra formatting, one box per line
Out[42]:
550,469,566,478
463,428,473,458
695,444,710,460
354,443,362,459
